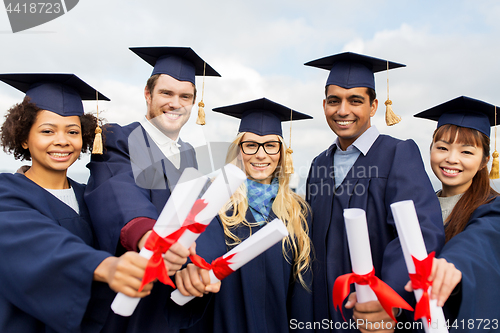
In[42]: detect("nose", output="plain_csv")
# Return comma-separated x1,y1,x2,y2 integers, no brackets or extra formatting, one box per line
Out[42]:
54,132,70,146
255,145,267,158
445,149,459,164
168,95,181,110
337,100,349,117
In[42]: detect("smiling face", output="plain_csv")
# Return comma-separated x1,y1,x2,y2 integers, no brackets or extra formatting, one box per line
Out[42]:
240,132,281,185
145,74,195,140
22,110,82,176
323,85,378,150
430,127,486,197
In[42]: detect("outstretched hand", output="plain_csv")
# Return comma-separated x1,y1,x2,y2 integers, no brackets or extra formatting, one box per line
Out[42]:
405,257,462,307
94,252,153,298
175,263,221,297
345,292,396,333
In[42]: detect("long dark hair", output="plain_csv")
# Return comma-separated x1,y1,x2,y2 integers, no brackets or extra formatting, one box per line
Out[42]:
432,124,499,242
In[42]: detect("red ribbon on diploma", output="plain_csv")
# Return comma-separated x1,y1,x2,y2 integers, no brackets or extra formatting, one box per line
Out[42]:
138,199,208,291
332,268,413,322
409,251,435,325
190,253,237,280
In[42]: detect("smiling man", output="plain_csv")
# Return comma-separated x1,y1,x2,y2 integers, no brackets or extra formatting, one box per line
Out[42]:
84,47,220,332
304,53,445,332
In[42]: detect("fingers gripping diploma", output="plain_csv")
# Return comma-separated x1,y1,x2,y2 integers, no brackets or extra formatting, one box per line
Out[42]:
405,257,462,307
163,242,193,275
94,252,154,298
345,292,397,333
138,230,193,276
175,263,221,297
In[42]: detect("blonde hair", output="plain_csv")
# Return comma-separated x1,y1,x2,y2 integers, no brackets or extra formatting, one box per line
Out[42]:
219,132,312,287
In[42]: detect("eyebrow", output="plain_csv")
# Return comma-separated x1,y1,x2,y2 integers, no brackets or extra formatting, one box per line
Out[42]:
158,88,194,97
326,94,365,100
37,123,81,128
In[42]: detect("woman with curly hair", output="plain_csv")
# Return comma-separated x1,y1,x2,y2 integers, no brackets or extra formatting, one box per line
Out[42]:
411,96,500,331
172,98,314,333
0,74,163,333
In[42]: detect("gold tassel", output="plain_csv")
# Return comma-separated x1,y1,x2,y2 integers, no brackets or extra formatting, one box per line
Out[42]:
385,61,401,126
385,99,401,126
490,151,499,179
196,101,206,125
284,148,294,174
93,127,103,154
490,106,499,179
92,91,103,155
197,62,207,126
285,108,294,174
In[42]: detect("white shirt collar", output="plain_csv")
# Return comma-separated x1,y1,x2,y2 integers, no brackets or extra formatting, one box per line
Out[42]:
140,116,180,148
327,125,380,156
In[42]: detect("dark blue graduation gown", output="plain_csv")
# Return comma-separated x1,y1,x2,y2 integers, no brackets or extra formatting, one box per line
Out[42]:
0,173,112,333
165,211,313,333
438,196,500,332
85,122,198,254
84,122,197,333
306,135,445,332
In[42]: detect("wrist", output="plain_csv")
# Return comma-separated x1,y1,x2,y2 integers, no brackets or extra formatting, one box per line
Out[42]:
93,256,115,283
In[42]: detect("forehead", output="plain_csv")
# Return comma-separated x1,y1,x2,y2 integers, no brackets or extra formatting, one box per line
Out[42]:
326,85,369,98
34,110,81,126
241,132,279,142
153,74,195,94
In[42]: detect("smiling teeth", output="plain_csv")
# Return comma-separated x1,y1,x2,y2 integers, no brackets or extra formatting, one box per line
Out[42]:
337,121,354,125
164,113,180,119
252,163,269,167
50,153,70,157
443,168,459,174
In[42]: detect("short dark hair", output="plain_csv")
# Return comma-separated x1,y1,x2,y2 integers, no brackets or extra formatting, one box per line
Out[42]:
145,74,197,102
1,97,99,161
324,85,377,105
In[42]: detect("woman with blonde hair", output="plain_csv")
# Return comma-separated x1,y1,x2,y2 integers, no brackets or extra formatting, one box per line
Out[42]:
172,98,314,333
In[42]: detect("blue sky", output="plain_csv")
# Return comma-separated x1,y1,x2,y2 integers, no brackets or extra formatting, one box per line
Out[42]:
1,0,500,192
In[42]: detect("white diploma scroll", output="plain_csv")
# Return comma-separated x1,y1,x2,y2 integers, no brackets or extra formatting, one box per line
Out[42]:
343,208,378,303
391,200,448,333
111,167,208,317
175,163,247,249
171,218,289,306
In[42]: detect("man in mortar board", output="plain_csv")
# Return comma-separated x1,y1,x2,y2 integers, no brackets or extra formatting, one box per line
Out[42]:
304,53,445,332
84,47,220,332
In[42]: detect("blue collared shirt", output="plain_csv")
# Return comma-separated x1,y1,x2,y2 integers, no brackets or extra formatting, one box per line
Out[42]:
328,126,380,188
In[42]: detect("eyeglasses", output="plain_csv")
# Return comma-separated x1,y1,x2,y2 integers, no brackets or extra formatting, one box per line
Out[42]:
239,141,281,155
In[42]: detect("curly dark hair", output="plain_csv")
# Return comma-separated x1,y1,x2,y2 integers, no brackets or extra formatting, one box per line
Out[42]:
1,96,100,161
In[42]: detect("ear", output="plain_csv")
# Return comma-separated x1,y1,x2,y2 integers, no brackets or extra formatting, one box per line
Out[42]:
370,98,378,117
22,141,28,149
144,86,152,105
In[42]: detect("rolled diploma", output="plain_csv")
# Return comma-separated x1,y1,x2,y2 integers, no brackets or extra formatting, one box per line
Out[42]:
111,167,208,317
390,200,448,333
343,208,378,303
171,218,289,305
176,163,247,248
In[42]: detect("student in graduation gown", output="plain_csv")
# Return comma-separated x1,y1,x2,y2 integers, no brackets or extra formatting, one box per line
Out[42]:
0,74,156,333
84,47,220,332
410,96,500,332
170,98,315,333
303,53,445,331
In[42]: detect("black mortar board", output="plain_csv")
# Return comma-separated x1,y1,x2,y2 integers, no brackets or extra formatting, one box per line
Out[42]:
0,73,109,116
130,46,221,84
212,97,312,136
414,96,498,137
304,52,405,89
